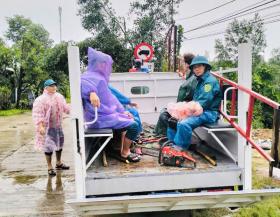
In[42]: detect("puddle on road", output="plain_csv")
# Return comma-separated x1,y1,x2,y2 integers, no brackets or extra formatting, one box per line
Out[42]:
0,171,75,216
13,174,39,185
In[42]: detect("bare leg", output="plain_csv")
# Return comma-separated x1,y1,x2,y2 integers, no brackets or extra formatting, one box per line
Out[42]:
55,149,62,166
55,149,69,169
120,131,125,155
121,135,132,158
45,154,53,170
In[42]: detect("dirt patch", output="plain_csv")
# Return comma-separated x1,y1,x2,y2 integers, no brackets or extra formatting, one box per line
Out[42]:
252,129,272,140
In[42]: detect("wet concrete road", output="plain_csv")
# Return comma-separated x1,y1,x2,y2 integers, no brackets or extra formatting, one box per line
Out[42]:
0,113,194,217
0,112,76,216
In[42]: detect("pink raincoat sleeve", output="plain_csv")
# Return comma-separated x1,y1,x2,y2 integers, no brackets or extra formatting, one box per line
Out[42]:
32,97,46,127
58,93,70,114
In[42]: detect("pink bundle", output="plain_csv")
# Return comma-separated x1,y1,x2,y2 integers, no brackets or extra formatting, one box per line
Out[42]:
167,101,203,121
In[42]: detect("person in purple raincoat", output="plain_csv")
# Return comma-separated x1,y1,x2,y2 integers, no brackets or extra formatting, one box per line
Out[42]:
81,47,141,162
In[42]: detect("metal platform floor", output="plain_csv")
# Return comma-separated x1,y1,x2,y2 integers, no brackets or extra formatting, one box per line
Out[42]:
87,147,239,178
85,145,242,196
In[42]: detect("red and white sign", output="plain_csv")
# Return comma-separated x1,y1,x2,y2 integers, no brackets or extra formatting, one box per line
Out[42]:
134,42,154,62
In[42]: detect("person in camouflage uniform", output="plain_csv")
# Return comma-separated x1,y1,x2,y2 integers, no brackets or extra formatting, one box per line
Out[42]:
154,53,197,136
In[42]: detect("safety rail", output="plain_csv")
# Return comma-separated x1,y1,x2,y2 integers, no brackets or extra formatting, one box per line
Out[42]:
84,107,98,126
211,71,280,164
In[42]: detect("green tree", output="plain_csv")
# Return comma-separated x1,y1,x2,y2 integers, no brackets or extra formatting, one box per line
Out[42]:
269,48,280,65
253,63,280,127
215,14,266,64
78,33,132,72
0,40,14,109
0,40,13,88
5,15,52,107
176,25,184,56
44,42,69,96
130,0,183,70
78,0,133,71
78,0,183,72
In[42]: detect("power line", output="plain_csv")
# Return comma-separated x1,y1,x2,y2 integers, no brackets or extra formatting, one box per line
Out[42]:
264,17,280,24
185,13,280,41
185,31,225,40
176,0,237,21
183,0,278,33
178,0,268,24
184,0,277,33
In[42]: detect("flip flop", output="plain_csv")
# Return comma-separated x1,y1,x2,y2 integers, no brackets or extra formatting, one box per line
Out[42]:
48,169,56,176
56,163,70,170
125,153,141,163
109,152,141,163
108,152,130,164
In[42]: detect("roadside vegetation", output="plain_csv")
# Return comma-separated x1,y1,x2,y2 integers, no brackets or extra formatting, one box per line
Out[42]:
0,109,29,116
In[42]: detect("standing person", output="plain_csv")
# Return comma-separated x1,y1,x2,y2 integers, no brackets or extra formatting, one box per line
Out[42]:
32,79,70,176
154,53,197,136
81,47,141,163
167,56,222,149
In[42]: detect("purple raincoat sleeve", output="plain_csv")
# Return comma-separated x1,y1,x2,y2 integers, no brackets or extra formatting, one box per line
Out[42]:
81,76,98,99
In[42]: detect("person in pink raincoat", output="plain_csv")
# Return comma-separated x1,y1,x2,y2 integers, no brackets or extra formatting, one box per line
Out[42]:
32,79,70,176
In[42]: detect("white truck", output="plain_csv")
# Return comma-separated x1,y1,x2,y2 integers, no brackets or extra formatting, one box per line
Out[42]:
67,43,280,216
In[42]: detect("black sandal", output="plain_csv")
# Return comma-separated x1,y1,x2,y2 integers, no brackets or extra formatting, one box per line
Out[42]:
56,163,70,170
125,153,141,163
48,169,56,176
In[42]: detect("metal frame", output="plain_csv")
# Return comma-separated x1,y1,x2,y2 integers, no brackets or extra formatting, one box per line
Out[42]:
68,45,113,199
83,107,113,170
68,189,280,216
67,44,280,214
194,126,237,163
85,168,242,196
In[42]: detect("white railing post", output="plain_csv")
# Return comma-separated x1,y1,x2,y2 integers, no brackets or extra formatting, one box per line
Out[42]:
67,45,86,199
238,43,252,190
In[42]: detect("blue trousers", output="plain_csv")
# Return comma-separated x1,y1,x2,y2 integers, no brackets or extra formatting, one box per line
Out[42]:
127,107,142,133
167,111,218,149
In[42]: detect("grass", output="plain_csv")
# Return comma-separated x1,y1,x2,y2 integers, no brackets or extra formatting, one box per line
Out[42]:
0,109,30,116
192,158,280,217
192,208,230,217
234,196,280,217
233,166,280,217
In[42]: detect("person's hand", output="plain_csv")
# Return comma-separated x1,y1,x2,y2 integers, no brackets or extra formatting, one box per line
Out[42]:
124,111,133,119
39,124,45,135
176,69,185,79
90,92,100,108
129,102,138,108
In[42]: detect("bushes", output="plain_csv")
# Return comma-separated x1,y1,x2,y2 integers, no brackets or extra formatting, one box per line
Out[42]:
0,86,12,110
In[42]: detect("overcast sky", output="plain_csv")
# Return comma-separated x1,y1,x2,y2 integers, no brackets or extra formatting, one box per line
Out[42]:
1,0,280,60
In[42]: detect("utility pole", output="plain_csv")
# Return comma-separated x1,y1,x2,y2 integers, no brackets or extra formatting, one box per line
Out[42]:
171,0,174,24
58,5,62,42
171,0,177,72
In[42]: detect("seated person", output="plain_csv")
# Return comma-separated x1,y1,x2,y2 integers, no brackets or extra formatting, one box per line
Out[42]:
154,53,197,136
81,47,141,162
167,55,222,149
109,85,142,134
